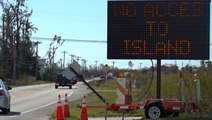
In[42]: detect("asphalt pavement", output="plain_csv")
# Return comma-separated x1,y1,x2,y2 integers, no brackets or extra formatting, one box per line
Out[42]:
88,117,144,120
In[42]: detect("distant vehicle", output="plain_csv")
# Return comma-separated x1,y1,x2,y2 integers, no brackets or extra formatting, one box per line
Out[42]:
55,74,74,89
100,75,106,81
0,79,12,114
107,72,114,79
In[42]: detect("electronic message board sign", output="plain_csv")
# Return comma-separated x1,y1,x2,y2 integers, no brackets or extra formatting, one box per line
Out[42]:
107,0,210,59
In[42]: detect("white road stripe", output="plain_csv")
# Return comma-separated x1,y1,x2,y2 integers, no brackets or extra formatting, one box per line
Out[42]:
10,92,73,117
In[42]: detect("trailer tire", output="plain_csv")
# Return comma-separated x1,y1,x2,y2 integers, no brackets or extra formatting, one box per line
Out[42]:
145,103,165,119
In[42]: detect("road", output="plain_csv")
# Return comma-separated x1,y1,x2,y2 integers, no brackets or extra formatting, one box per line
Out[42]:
0,81,91,120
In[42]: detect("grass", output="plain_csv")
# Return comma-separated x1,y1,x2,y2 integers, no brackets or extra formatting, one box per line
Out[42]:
53,70,212,120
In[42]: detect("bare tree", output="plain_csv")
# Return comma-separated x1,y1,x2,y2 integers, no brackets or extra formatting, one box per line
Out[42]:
0,0,37,81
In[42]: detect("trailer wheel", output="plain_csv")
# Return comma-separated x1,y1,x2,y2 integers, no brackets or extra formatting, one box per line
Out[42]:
145,103,165,119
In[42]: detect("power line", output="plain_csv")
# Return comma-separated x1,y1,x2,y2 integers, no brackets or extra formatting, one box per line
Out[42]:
33,10,105,18
32,37,212,45
31,37,212,46
31,37,107,43
32,15,106,23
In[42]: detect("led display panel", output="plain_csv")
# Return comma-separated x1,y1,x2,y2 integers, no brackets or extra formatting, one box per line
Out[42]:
107,0,210,59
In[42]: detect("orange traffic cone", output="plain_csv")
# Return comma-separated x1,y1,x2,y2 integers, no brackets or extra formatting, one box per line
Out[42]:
56,94,64,120
80,95,88,120
64,93,70,117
